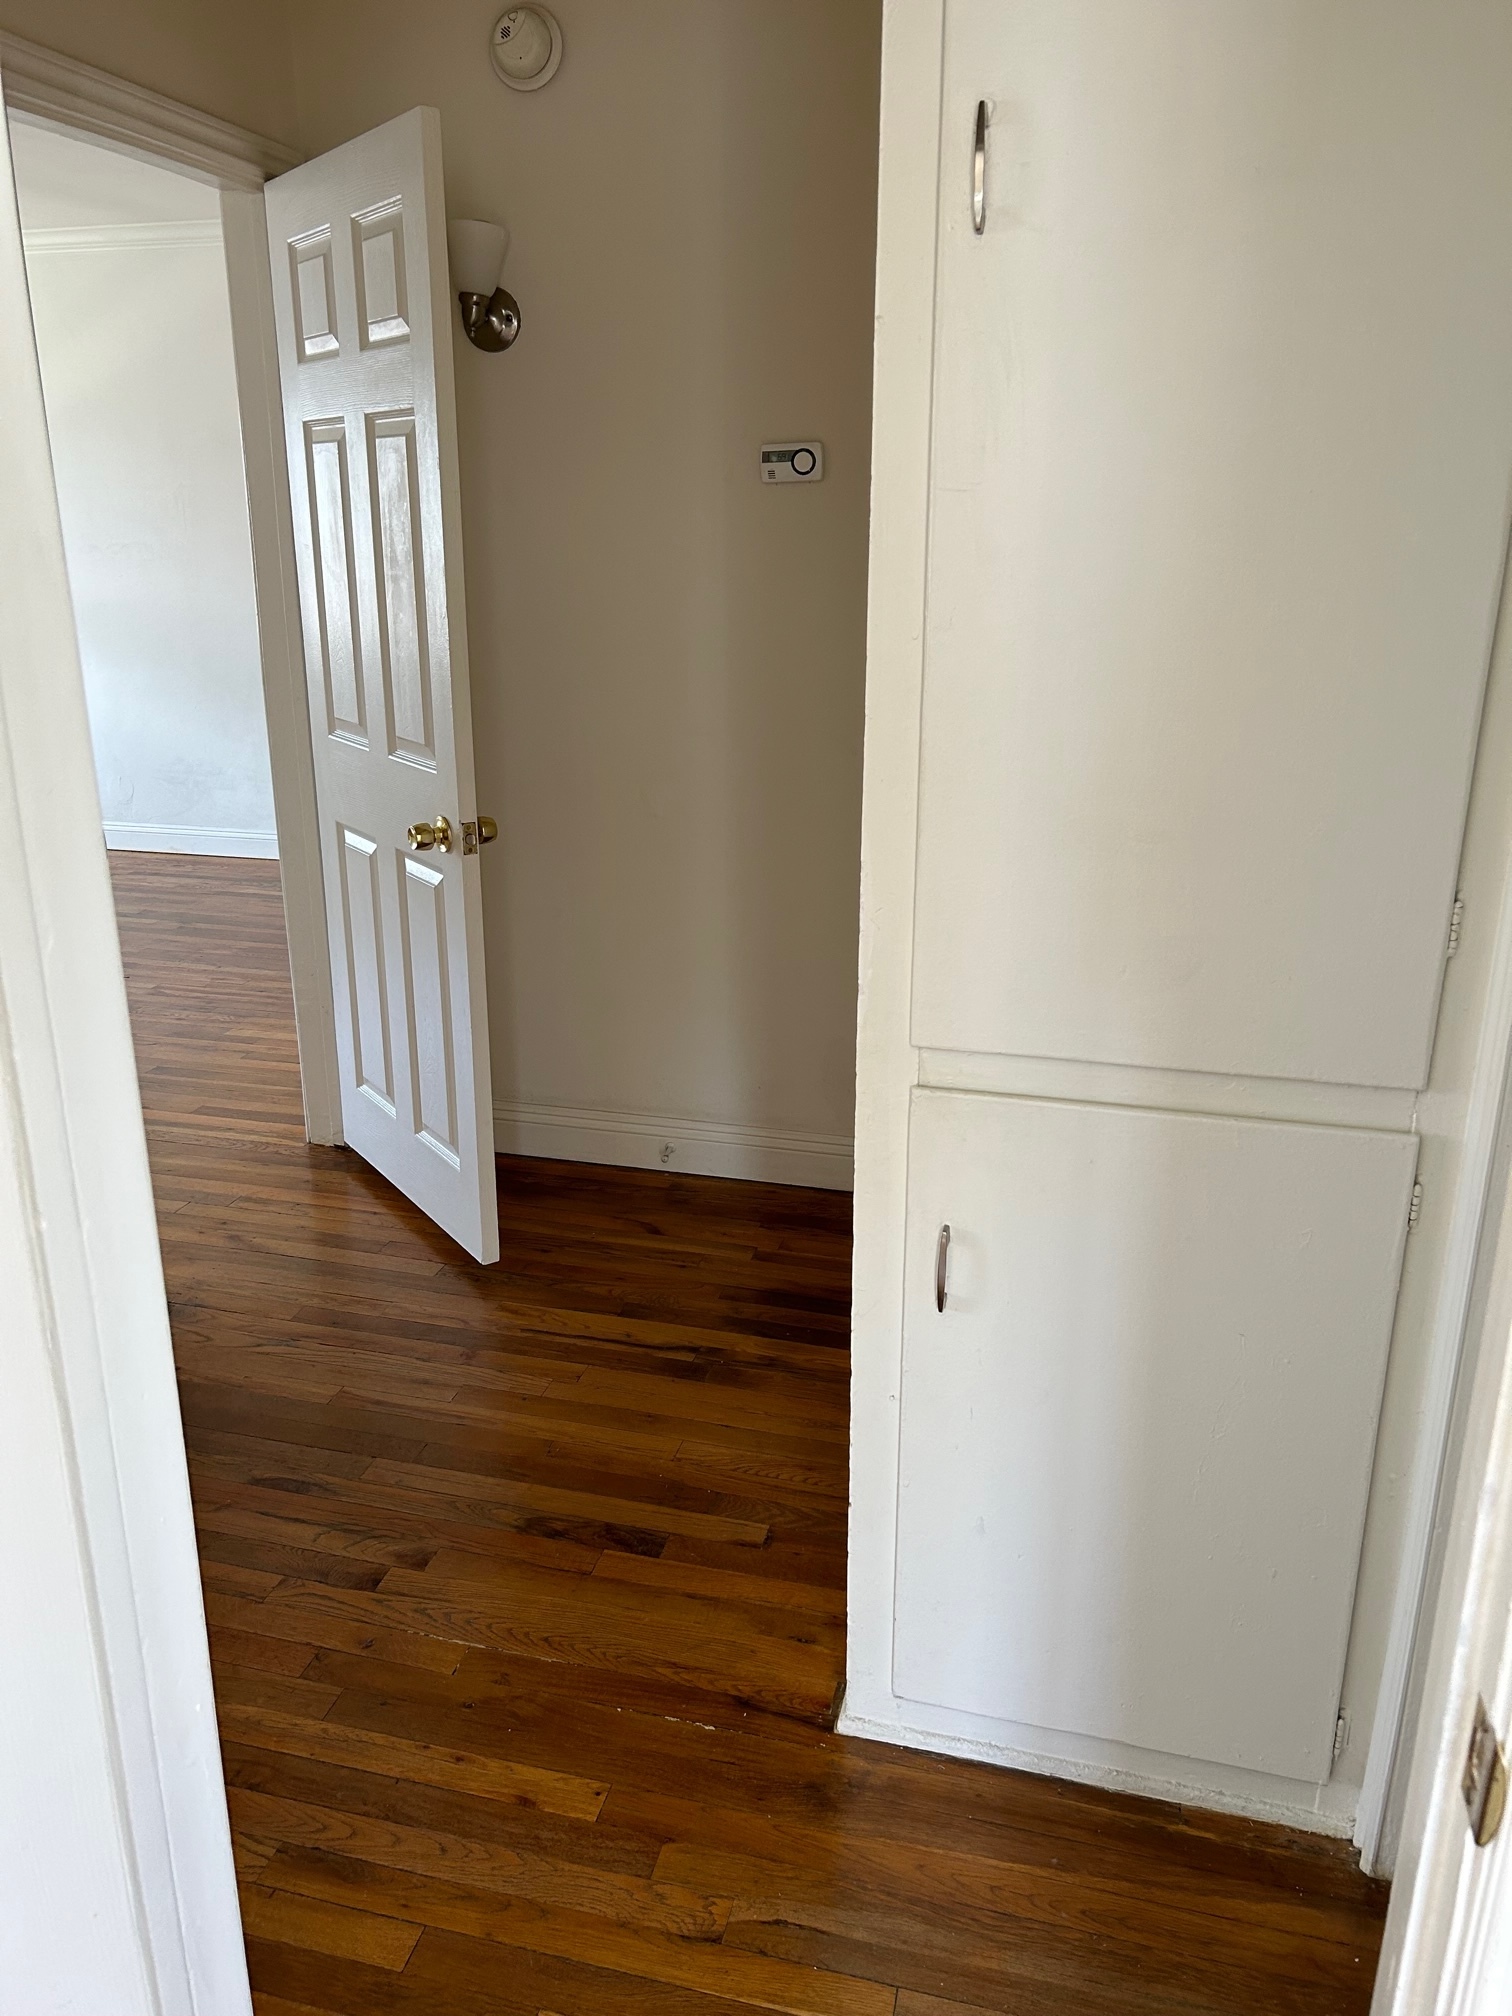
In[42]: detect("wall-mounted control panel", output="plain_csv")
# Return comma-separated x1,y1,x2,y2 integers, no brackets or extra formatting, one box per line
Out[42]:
761,441,824,484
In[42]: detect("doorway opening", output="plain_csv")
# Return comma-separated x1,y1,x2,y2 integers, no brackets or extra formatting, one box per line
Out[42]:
13,122,276,862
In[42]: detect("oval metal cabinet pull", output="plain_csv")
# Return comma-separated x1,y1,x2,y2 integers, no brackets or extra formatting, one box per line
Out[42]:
936,1223,952,1312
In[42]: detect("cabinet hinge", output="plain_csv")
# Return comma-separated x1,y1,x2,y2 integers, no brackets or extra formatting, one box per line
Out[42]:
1463,1697,1508,1847
1447,895,1466,959
1408,1181,1423,1230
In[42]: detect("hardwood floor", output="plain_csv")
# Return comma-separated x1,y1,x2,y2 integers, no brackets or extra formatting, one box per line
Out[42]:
111,850,1389,2016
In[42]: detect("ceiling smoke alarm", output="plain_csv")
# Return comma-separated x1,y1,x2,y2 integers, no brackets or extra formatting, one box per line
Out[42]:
491,8,564,91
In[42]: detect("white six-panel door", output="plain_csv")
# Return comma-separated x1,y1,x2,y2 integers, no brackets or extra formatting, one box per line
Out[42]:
265,109,498,1263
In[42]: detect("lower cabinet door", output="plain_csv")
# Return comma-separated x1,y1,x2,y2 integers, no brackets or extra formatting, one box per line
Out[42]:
894,1088,1418,1781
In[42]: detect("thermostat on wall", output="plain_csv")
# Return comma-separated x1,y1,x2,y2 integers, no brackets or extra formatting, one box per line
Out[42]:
761,441,824,484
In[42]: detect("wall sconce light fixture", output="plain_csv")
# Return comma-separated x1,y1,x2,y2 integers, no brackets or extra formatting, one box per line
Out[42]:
447,218,521,352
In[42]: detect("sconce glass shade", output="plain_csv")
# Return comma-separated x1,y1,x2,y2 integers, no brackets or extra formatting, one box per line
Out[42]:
447,219,510,299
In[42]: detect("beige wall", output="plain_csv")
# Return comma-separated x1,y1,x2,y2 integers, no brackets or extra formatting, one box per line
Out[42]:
290,0,880,1173
0,0,298,149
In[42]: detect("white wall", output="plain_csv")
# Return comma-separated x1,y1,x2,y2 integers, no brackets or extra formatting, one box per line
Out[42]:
286,0,881,1187
12,120,276,856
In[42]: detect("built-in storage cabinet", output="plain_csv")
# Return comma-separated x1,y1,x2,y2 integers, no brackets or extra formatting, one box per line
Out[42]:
855,0,1512,1819
895,1089,1418,1780
912,0,1512,1088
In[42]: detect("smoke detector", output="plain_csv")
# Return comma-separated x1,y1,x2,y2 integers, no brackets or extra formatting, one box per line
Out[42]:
491,8,563,91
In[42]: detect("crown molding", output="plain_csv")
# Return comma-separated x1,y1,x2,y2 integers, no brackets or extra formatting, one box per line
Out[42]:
0,30,300,191
23,219,224,255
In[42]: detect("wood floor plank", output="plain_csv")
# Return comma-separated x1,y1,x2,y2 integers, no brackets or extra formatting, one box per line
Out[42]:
257,1847,896,2016
110,852,1389,2016
229,1786,731,1936
218,1701,608,1821
592,1549,846,1620
239,1884,422,1970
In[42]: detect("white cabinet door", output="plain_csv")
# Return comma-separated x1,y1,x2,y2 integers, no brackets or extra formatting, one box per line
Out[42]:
912,0,1512,1088
895,1089,1418,1780
265,110,498,1262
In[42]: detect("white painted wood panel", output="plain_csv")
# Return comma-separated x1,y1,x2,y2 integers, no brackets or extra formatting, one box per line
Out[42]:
912,0,1512,1088
895,1088,1418,1780
265,109,498,1262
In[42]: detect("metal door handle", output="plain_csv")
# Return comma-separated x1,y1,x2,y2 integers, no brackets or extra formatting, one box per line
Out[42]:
936,1223,951,1312
972,100,987,234
408,815,455,853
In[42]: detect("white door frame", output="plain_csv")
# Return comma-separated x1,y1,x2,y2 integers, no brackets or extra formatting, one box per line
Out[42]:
0,74,250,2010
0,27,342,1144
1372,1079,1512,2011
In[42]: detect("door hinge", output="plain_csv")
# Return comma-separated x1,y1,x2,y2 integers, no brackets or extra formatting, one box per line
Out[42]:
1447,895,1466,959
1332,1710,1350,1764
1408,1181,1423,1230
1463,1697,1508,1847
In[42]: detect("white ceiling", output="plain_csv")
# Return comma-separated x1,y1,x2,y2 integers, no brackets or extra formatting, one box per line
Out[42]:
7,118,221,231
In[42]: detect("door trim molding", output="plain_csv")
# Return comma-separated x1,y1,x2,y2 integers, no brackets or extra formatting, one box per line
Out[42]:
1358,595,1512,1870
0,29,297,189
0,113,251,2009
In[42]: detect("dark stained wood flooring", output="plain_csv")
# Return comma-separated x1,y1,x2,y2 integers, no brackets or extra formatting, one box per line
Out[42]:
110,850,1390,2016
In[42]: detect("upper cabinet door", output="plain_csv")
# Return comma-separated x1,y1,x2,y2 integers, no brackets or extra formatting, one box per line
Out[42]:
265,110,499,1262
912,0,1512,1089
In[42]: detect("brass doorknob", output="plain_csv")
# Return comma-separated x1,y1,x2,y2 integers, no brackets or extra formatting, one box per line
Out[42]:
477,816,498,844
408,816,454,853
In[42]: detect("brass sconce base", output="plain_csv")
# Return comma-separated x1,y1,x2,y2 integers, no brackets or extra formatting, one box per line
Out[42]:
459,286,522,351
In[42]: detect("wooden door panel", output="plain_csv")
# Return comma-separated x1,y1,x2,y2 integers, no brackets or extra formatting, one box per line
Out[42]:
366,412,435,767
268,109,498,1261
399,853,458,1161
352,199,410,350
912,0,1512,1088
336,826,393,1113
304,422,365,744
895,1087,1418,1779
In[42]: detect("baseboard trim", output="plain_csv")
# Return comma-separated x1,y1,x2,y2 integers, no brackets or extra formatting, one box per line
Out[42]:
493,1099,854,1191
105,822,278,859
835,1705,1357,1838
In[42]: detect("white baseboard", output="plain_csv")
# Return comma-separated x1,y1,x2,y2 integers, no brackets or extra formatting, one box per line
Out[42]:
104,822,278,859
836,1700,1358,1838
493,1098,854,1191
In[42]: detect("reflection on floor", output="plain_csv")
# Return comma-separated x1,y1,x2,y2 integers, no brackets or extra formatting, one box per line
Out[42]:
112,850,1388,2016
